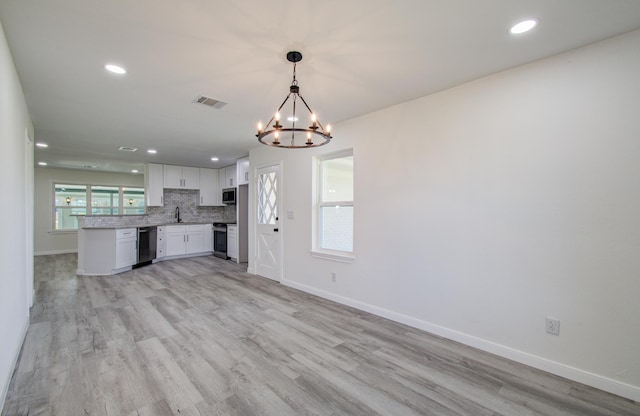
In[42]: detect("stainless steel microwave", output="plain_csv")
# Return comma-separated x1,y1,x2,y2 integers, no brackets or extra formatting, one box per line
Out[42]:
222,187,236,204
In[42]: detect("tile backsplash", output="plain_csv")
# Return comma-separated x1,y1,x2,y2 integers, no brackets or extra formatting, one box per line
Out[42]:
81,188,235,228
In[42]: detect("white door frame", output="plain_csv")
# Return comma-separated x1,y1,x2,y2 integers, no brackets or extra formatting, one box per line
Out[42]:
254,161,283,282
24,128,34,307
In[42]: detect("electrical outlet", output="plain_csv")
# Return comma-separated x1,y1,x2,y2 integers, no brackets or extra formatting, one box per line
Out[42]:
331,272,336,282
546,317,560,335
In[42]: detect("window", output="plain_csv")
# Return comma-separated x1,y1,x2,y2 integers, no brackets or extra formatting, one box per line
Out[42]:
54,184,87,230
91,185,119,215
315,150,354,255
53,183,145,231
122,187,145,215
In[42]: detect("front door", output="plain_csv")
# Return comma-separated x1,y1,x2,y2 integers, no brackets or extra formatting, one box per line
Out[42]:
256,164,281,281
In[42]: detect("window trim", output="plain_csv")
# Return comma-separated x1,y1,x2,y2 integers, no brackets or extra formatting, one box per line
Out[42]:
311,149,354,261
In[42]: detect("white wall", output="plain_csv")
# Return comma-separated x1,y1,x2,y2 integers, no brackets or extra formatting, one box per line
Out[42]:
0,20,34,411
34,167,144,254
249,30,640,401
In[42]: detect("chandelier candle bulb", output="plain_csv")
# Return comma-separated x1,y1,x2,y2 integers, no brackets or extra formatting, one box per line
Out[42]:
257,121,263,133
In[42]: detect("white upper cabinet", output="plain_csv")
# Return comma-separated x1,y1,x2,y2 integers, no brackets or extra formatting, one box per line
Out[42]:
163,165,183,189
145,163,164,206
237,157,249,186
225,165,237,188
163,165,200,190
182,167,200,189
199,168,221,206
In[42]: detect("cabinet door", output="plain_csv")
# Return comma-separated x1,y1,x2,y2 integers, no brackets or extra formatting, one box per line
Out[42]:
225,165,237,188
163,165,183,189
145,163,164,206
218,168,227,190
227,225,238,259
204,225,213,252
115,238,137,269
165,226,187,256
182,166,200,190
237,157,250,186
185,225,206,254
199,168,220,206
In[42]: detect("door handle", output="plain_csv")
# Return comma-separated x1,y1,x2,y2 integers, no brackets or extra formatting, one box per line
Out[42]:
273,228,279,232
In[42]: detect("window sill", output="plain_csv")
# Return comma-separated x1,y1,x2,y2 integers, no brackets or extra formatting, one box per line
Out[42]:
310,250,354,263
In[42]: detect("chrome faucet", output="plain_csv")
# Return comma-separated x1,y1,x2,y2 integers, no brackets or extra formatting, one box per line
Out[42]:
175,206,181,223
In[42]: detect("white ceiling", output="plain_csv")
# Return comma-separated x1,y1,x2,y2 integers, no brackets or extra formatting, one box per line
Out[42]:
2,0,640,173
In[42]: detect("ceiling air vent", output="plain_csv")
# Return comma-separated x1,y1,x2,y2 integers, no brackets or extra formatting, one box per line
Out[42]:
193,95,228,109
118,146,138,152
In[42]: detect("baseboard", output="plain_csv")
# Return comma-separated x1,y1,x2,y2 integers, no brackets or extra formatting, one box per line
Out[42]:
281,278,640,403
34,249,77,256
0,317,29,413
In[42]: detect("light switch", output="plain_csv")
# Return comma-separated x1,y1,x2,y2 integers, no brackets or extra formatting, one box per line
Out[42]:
287,210,294,219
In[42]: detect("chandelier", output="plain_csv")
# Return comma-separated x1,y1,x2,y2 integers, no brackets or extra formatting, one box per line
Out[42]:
256,51,332,148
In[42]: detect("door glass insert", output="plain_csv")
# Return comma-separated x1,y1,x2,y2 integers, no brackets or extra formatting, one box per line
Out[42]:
258,171,278,225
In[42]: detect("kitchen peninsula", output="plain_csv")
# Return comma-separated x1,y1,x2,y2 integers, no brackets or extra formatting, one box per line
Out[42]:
77,219,219,275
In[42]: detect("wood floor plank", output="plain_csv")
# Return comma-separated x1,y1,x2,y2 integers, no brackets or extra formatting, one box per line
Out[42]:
3,253,639,416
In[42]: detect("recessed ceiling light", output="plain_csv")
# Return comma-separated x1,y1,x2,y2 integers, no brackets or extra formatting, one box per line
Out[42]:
36,142,48,148
38,162,47,166
105,64,126,74
118,146,138,152
147,149,157,154
131,169,139,173
510,19,538,35
287,116,299,122
211,157,219,162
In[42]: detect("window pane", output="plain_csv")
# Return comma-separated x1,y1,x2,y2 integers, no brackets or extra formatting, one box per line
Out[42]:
55,207,86,230
54,184,87,230
320,205,353,252
91,186,119,213
321,155,353,203
123,207,144,215
55,184,87,207
91,207,119,215
123,187,145,215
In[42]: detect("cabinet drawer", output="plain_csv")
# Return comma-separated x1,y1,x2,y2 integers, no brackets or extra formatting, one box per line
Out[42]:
116,228,136,239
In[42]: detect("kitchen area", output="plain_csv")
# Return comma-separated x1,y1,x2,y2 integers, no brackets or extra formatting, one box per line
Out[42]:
77,158,249,275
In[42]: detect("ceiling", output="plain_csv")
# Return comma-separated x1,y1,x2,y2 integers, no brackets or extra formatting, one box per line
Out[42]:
2,1,640,174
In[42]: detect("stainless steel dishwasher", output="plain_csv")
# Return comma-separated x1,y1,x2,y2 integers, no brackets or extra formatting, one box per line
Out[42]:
135,226,157,267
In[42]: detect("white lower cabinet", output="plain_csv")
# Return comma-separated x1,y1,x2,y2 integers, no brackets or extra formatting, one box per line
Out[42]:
166,225,187,256
186,225,206,253
164,224,212,257
115,228,137,269
78,227,137,275
204,224,213,252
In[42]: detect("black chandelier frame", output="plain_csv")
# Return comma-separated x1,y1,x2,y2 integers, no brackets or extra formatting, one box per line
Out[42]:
256,51,332,148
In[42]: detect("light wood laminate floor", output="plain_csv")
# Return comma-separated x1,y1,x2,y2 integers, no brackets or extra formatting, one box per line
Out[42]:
2,254,639,415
